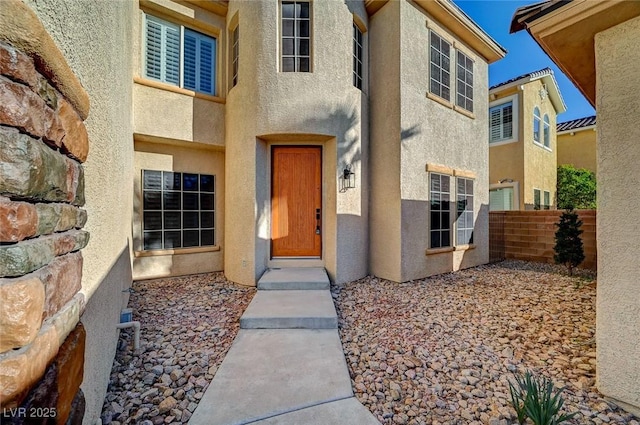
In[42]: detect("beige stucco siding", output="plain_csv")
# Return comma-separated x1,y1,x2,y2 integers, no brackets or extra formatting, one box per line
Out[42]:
132,139,225,280
557,129,597,174
595,14,640,415
398,1,490,280
369,0,402,282
23,0,136,423
522,80,557,209
224,0,369,285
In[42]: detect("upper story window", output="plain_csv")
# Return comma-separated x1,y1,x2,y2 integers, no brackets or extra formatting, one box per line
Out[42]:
429,31,451,101
490,101,513,143
543,114,550,148
456,51,473,113
429,173,451,249
144,15,217,96
533,106,541,143
231,26,239,88
142,170,215,250
281,1,311,72
353,23,364,90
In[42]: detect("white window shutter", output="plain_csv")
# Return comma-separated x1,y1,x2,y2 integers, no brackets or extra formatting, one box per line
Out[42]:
198,36,215,95
145,18,163,80
164,24,180,85
183,31,197,91
489,108,501,142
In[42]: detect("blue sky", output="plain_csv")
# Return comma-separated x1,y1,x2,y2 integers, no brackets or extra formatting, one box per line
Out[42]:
453,0,595,122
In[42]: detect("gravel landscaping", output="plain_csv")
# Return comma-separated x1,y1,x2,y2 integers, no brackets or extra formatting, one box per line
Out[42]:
101,272,255,425
333,260,638,425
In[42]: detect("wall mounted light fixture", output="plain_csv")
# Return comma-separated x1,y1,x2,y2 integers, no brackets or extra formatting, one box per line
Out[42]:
340,165,355,192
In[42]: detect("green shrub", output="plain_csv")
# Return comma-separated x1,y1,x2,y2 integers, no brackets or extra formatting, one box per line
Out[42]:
557,165,596,210
508,370,577,425
554,209,585,276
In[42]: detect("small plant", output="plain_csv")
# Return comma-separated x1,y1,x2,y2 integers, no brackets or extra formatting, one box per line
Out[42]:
554,209,585,276
508,370,577,425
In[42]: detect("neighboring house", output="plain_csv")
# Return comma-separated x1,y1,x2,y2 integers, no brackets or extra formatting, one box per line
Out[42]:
133,0,505,285
512,0,640,416
488,68,566,211
557,115,597,174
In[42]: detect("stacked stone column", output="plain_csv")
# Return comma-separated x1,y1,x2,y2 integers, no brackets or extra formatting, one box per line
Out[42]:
0,35,90,424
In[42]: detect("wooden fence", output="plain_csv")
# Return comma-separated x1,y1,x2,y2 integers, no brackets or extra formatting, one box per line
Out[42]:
489,210,596,270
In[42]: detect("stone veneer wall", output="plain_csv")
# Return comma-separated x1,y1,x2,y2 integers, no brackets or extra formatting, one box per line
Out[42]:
490,210,597,270
0,15,90,423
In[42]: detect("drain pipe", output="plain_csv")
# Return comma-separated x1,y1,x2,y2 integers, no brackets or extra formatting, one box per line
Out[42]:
116,321,141,351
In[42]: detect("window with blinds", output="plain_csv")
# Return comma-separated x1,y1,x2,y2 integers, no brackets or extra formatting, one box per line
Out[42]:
489,187,514,211
144,14,216,96
489,101,513,143
142,170,215,251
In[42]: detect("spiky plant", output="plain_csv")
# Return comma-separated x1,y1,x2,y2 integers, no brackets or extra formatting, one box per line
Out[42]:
508,371,577,425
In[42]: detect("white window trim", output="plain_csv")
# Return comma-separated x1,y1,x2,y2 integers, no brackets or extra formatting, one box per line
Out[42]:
455,176,474,246
489,93,519,146
533,187,542,210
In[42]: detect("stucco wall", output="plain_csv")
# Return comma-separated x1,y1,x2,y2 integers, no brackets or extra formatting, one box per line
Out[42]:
595,14,640,416
522,79,557,209
132,139,225,280
224,0,369,285
369,0,402,282
23,1,135,423
557,129,597,174
396,1,490,281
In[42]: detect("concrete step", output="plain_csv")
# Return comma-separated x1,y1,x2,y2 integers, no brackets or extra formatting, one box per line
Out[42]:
258,267,330,290
240,290,338,329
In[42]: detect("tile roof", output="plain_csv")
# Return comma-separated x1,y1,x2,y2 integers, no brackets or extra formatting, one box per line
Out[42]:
490,67,553,90
557,115,597,132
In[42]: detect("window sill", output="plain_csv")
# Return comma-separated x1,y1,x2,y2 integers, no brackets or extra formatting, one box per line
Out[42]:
426,246,454,256
135,245,221,257
426,92,475,119
134,76,226,104
426,91,453,109
453,105,475,119
533,141,552,152
455,244,476,252
489,139,518,147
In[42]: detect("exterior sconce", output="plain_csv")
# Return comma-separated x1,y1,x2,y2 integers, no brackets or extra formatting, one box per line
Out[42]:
340,165,355,192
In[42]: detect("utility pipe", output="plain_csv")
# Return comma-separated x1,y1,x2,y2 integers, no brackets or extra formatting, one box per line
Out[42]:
116,321,141,351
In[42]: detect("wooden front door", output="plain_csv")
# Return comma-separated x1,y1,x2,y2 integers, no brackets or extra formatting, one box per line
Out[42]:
271,146,322,257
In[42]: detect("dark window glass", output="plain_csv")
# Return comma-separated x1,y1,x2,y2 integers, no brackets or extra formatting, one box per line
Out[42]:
183,193,199,210
163,172,181,190
201,212,214,228
183,230,199,247
144,212,162,230
143,170,162,190
164,212,181,229
200,175,214,192
163,192,181,210
183,212,199,229
144,231,162,250
164,231,181,248
142,170,215,250
183,173,199,191
201,230,214,246
144,191,162,210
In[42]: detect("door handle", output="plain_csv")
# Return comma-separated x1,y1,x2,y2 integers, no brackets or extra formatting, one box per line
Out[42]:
315,208,321,235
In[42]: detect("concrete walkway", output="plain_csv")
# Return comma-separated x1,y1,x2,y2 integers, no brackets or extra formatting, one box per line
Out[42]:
189,268,380,425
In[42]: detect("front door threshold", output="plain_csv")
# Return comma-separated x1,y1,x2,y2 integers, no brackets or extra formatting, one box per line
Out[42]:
268,258,324,269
